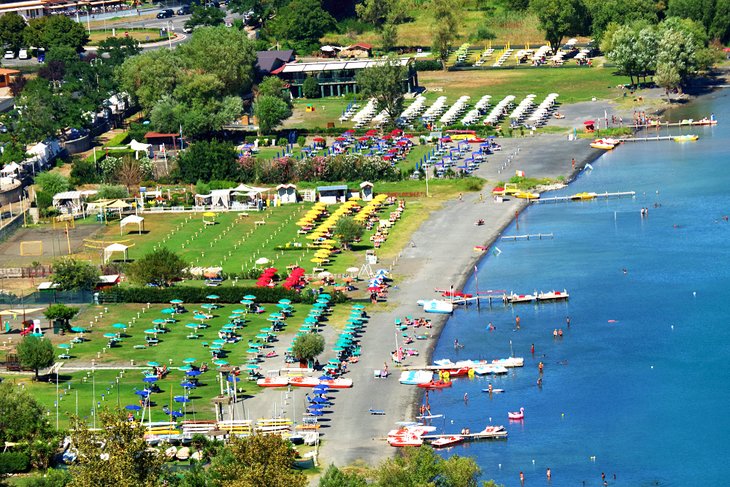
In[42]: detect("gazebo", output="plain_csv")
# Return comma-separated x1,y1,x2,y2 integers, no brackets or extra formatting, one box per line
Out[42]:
120,214,145,235
103,243,130,263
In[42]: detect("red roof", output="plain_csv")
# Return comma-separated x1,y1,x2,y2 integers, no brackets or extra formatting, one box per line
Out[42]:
348,43,372,50
144,132,178,138
0,68,20,76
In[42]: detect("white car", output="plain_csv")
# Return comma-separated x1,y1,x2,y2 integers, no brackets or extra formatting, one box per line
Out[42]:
18,49,29,60
3,50,15,60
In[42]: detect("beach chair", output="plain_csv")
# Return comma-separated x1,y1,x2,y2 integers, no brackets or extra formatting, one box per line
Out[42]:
369,408,386,415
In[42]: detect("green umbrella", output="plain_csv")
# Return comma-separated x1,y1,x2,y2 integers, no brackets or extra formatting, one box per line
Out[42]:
232,309,246,314
243,295,256,300
71,326,86,333
161,308,176,314
255,333,269,340
183,358,196,364
240,300,254,306
144,329,159,334
58,343,71,349
206,294,220,300
319,293,331,299
213,359,228,366
351,304,365,310
278,299,292,305
147,361,160,367
210,344,223,351
112,323,127,329
170,299,184,304
247,348,259,354
179,365,192,371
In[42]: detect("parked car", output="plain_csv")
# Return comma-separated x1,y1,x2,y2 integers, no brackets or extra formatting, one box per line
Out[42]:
3,50,15,60
18,49,29,60
156,9,174,18
176,4,190,15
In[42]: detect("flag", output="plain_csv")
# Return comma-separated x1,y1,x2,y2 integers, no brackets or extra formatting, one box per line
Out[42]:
179,124,184,150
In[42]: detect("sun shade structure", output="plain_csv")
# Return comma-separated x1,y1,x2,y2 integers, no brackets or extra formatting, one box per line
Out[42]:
120,214,144,235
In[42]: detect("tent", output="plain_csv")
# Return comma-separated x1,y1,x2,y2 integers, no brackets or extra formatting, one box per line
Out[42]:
1,162,21,177
120,214,144,235
103,243,130,263
129,139,152,160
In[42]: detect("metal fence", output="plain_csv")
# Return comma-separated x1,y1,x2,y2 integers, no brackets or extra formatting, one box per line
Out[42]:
0,290,94,306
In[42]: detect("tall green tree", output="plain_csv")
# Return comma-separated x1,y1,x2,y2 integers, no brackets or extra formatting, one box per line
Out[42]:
585,0,659,41
666,0,715,31
0,382,55,449
177,140,239,183
120,49,183,112
318,464,367,487
34,172,70,196
254,95,291,135
356,0,407,51
43,304,79,331
210,433,307,487
373,446,482,487
431,0,461,68
24,15,89,51
257,76,291,105
0,13,27,52
185,5,226,30
52,258,100,291
127,247,187,287
17,336,54,380
529,0,586,52
333,216,363,250
268,0,336,54
68,410,166,487
291,332,324,366
355,58,406,129
97,37,142,67
710,0,730,42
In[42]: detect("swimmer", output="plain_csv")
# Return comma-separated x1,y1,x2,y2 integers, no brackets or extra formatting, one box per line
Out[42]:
553,329,558,338
530,343,535,354
558,329,563,337
546,467,551,480
566,316,571,327
520,471,525,484
463,392,468,403
488,383,493,394
622,268,628,274
537,377,543,387
515,315,521,329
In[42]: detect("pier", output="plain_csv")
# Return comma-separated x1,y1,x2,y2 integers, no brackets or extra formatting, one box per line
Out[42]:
533,191,635,204
422,430,508,441
501,233,553,241
619,136,673,142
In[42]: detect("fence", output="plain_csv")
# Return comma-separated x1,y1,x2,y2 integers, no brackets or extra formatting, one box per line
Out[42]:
384,192,427,198
0,265,53,279
0,290,94,306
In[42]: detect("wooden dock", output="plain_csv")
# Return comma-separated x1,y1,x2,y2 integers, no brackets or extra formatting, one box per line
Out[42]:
501,233,553,241
422,430,508,441
533,191,635,204
619,136,673,142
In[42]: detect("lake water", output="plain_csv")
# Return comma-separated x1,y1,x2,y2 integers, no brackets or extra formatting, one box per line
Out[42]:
429,90,730,486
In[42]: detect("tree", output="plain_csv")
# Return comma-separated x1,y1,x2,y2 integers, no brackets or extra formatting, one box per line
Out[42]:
431,0,461,68
97,184,129,199
255,95,291,135
35,172,70,196
356,0,407,50
0,13,27,52
710,0,730,42
127,247,187,287
68,410,166,487
268,0,336,54
43,303,79,332
210,433,306,487
666,0,715,30
186,5,226,30
373,445,482,487
355,58,406,129
585,0,658,41
24,15,89,51
333,216,364,250
257,76,291,105
52,258,100,291
0,139,27,165
117,159,143,192
17,336,54,380
0,382,55,456
529,0,586,52
120,49,183,112
291,332,324,366
655,61,682,96
318,464,367,487
97,36,142,67
177,140,239,183
302,76,319,98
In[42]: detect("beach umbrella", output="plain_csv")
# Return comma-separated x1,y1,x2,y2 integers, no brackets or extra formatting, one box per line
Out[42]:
70,326,86,333
183,358,196,364
346,267,359,274
125,404,142,411
186,370,202,377
260,327,272,333
311,396,329,404
213,339,226,345
243,295,256,300
246,348,260,354
58,343,71,349
307,409,324,416
352,304,365,310
210,344,223,351
194,314,208,321
201,303,216,310
304,317,318,324
332,346,344,353
240,300,254,306
213,359,229,366
112,323,127,329
278,299,292,305
144,329,159,334
180,381,196,389
232,309,246,314
170,299,183,304
185,323,199,330
174,396,190,403
179,365,192,372
152,318,166,325
255,333,269,340
308,403,325,410
319,293,332,299
248,342,263,348
161,308,176,315
134,390,150,397
206,294,220,300
246,364,260,370
227,375,241,382
147,361,160,367
255,257,270,265
142,376,158,383
103,333,117,339
323,364,338,371
171,411,184,418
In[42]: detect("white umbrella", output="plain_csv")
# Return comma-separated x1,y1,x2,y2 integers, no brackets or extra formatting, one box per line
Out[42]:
255,257,270,265
318,271,333,279
346,267,359,273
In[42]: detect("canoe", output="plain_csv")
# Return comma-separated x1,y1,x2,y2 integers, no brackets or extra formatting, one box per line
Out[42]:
673,134,699,142
417,379,453,390
570,192,597,200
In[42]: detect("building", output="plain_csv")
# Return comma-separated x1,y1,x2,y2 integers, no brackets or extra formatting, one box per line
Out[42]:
0,0,126,20
255,50,295,77
0,69,20,89
339,43,372,59
273,58,418,98
316,185,348,204
0,0,44,19
275,184,298,204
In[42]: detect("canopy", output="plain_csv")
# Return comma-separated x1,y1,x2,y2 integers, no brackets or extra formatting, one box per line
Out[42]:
120,214,144,235
129,139,151,159
103,243,129,263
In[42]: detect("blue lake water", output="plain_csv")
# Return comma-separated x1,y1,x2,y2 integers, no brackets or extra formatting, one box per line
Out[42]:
429,91,730,486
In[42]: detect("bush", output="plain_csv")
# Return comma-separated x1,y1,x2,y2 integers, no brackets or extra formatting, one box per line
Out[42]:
97,184,129,199
70,157,100,185
414,60,442,71
302,76,319,98
100,286,316,304
471,24,496,41
277,137,288,147
104,131,130,148
0,452,30,474
296,135,306,147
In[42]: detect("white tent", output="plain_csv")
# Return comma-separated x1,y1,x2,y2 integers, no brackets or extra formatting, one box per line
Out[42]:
129,139,152,159
120,214,144,235
103,243,129,263
1,162,21,177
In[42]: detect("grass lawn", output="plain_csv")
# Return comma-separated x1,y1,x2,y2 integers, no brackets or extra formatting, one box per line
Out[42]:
1,301,353,427
281,98,356,130
87,29,167,45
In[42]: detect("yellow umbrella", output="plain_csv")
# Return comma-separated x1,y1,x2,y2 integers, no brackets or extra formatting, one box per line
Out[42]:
310,258,325,263
203,212,216,218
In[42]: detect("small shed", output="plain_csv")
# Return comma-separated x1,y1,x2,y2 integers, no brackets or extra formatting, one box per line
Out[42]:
317,185,348,204
0,68,20,89
144,132,179,149
120,214,145,235
276,184,298,204
359,181,374,201
52,190,97,216
339,43,373,59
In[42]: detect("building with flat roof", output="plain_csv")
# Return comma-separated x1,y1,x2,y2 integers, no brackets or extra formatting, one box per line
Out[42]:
273,57,418,98
0,0,44,19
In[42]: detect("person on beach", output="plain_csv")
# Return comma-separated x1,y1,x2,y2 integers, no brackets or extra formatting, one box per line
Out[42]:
571,158,576,169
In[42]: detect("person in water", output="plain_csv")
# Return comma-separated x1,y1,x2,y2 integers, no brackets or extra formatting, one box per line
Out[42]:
515,315,521,329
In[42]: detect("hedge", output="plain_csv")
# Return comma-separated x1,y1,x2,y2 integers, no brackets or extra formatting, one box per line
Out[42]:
99,286,349,305
414,60,442,71
0,452,30,475
104,131,130,148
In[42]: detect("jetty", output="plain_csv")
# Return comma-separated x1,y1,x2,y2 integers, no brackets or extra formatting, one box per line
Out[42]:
533,191,635,204
619,136,673,142
422,429,508,441
501,233,553,241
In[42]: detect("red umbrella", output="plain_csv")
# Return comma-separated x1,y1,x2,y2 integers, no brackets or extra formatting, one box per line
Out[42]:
366,129,378,136
397,140,408,146
345,129,355,134
368,286,380,291
382,135,392,140
336,137,346,141
402,133,414,138
390,128,403,136
313,137,325,142
583,120,595,125
358,136,370,142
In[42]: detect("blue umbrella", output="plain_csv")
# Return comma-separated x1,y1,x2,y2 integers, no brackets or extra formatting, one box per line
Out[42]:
161,308,176,315
179,365,192,372
125,404,142,411
134,390,150,397
319,375,334,381
180,381,196,388
311,396,329,404
183,358,196,364
232,309,246,314
186,370,202,377
174,396,190,403
112,323,127,329
170,299,184,304
143,376,158,383
103,333,117,338
227,375,241,382
307,410,324,416
147,361,160,367
206,294,220,300
70,326,86,333
308,404,325,410
152,319,166,325
171,410,184,418
243,295,256,300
